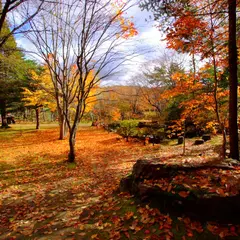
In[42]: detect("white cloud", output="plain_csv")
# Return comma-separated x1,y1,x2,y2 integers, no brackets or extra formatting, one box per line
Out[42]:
15,1,166,84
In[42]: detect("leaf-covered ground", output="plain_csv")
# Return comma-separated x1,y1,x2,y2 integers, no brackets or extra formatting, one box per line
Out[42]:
1,124,240,239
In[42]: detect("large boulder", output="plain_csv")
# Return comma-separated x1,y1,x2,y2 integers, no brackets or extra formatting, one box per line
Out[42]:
119,159,240,223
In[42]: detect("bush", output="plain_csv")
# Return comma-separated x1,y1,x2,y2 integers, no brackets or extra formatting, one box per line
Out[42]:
107,122,120,132
117,120,139,141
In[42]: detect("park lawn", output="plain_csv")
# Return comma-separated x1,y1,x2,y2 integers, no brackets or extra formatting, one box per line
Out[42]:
0,124,240,239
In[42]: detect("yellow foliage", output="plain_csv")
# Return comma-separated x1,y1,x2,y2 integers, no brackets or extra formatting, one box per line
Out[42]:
85,70,98,113
23,66,56,111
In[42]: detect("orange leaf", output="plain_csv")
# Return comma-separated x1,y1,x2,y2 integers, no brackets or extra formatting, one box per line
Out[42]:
216,188,225,197
178,191,189,198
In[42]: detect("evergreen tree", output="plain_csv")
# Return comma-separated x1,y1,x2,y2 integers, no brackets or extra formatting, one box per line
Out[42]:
0,20,27,127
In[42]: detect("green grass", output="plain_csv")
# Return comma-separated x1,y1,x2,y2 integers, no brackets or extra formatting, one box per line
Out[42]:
67,162,77,169
0,123,58,136
0,122,92,138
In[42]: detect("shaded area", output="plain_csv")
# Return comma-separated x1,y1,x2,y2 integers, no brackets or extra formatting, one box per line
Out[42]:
120,159,240,224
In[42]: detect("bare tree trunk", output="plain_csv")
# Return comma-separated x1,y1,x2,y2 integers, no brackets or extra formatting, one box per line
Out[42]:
23,108,27,120
42,109,46,122
228,0,239,160
222,127,227,159
68,128,77,162
183,120,186,155
58,111,68,140
208,2,227,159
35,107,40,129
0,99,8,128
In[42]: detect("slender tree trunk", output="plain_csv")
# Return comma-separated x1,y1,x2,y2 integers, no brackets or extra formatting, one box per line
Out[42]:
68,128,77,162
0,99,8,128
35,107,40,130
23,108,27,120
192,50,196,82
42,110,46,122
58,112,68,140
228,0,239,160
208,2,227,159
222,127,227,159
183,120,186,155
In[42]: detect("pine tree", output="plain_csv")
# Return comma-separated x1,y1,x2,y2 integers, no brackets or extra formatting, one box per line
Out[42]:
0,18,26,127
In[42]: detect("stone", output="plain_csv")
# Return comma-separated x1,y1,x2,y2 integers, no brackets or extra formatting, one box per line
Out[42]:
194,139,204,145
202,135,211,141
119,175,133,192
119,158,240,223
178,136,184,144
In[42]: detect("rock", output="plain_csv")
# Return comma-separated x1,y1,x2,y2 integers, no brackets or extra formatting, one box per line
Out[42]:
202,135,211,141
143,180,240,223
119,158,240,223
178,136,184,144
131,159,176,180
194,139,204,145
129,159,234,182
119,175,133,192
148,136,162,145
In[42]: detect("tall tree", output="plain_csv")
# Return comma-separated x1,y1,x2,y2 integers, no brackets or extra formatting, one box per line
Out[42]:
27,0,137,162
228,0,239,159
140,0,239,159
0,20,26,127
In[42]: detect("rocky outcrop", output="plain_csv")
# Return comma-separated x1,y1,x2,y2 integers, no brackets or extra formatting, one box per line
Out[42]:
119,159,240,223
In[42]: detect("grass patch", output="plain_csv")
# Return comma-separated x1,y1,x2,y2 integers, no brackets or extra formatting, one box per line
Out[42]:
67,162,77,169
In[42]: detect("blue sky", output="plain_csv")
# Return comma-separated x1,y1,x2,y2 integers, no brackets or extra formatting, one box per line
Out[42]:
15,2,166,85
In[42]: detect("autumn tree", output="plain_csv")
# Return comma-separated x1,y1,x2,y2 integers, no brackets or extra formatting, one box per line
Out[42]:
140,0,239,159
27,0,137,162
22,65,56,129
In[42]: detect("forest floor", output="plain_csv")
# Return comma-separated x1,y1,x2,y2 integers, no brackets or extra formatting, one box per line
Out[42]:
0,124,240,239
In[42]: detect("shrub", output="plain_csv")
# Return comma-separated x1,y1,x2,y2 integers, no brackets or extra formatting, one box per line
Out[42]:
117,120,139,141
108,122,120,132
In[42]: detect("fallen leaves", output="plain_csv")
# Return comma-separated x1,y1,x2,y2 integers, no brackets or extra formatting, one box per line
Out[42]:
1,127,240,239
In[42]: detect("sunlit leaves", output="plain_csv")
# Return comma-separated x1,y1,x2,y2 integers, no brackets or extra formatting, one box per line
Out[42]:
22,65,56,111
112,1,138,39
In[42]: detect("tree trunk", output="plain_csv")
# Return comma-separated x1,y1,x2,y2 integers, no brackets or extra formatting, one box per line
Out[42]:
59,116,68,140
35,107,40,130
68,129,77,162
183,120,186,155
23,108,27,120
221,128,227,159
208,3,228,159
42,109,46,122
58,113,68,140
228,0,239,160
0,99,8,128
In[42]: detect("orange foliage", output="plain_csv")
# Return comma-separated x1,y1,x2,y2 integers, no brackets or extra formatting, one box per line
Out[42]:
166,12,208,53
113,1,138,38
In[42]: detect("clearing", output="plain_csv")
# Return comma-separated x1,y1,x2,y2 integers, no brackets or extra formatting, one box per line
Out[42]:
0,124,240,239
